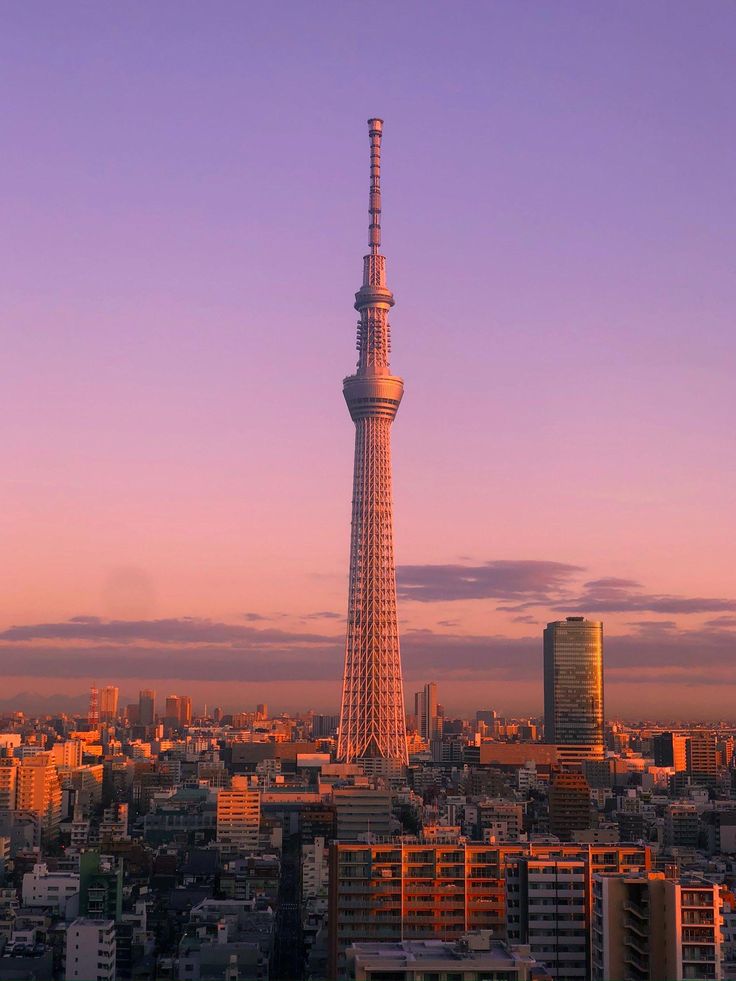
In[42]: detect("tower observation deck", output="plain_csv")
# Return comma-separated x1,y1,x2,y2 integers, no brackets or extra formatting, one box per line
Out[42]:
337,119,408,766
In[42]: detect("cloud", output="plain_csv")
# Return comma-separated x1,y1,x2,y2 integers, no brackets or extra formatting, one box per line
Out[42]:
303,611,344,621
396,560,582,603
0,616,333,646
704,616,736,629
568,579,736,615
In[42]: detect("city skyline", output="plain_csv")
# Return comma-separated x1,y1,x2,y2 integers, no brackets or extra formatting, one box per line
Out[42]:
2,3,735,717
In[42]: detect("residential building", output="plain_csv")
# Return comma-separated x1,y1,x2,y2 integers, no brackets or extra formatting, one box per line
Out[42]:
506,857,587,979
328,841,650,978
216,778,260,855
592,873,722,981
65,917,116,981
333,787,392,840
22,864,79,918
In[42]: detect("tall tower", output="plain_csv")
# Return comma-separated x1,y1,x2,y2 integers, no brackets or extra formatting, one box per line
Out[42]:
337,119,408,765
544,616,604,760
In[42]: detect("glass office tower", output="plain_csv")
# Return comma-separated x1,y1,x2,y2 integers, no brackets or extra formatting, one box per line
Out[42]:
544,617,604,750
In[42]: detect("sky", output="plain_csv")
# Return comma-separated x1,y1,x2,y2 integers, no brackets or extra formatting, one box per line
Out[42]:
1,2,735,718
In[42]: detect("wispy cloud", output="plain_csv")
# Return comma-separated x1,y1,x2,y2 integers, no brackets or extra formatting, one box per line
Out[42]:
396,560,582,604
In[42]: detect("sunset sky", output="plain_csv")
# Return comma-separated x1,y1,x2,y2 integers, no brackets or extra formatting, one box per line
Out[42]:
2,2,734,717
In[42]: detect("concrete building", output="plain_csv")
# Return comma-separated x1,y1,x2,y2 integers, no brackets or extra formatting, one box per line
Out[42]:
15,754,62,843
22,864,79,918
50,740,83,769
665,802,700,849
687,730,719,782
347,933,546,981
138,690,155,727
216,778,260,855
506,857,587,980
328,841,650,978
333,786,392,840
548,772,592,841
302,836,329,899
99,686,119,722
592,873,722,981
543,617,604,759
653,731,688,771
65,917,116,981
414,683,440,741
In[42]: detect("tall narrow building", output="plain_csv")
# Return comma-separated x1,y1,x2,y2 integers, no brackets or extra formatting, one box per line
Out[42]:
337,119,408,766
544,616,604,760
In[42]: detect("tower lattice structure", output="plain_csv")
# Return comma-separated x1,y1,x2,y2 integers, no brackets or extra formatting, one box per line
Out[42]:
337,119,408,765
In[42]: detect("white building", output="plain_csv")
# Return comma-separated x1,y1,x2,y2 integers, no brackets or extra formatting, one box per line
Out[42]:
65,917,116,981
302,836,329,899
22,863,80,918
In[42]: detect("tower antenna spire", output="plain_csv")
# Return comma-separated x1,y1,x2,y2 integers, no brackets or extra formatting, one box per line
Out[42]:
338,119,408,768
368,118,383,254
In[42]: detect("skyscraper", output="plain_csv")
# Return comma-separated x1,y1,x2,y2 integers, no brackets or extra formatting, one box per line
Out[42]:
99,686,119,722
414,682,440,741
138,689,155,727
543,616,604,758
337,119,408,766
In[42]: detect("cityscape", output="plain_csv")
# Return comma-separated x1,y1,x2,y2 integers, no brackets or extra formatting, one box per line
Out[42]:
3,5,735,981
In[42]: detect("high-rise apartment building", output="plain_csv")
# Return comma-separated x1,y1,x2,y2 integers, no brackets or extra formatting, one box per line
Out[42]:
414,682,440,741
328,841,650,978
544,617,604,759
506,857,588,979
216,777,260,855
99,686,119,722
15,753,62,843
337,119,408,766
138,689,155,726
592,873,722,981
0,754,18,812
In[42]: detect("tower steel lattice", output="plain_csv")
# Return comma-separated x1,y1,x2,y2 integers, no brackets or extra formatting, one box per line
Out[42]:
337,119,408,766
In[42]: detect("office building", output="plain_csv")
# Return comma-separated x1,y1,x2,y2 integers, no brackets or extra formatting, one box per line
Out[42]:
592,873,722,981
164,695,181,727
138,689,155,726
544,617,604,759
99,686,119,722
178,694,192,726
653,731,688,771
414,682,440,741
337,120,408,766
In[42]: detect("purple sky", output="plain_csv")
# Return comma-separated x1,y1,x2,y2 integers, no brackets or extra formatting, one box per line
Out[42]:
1,2,735,717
